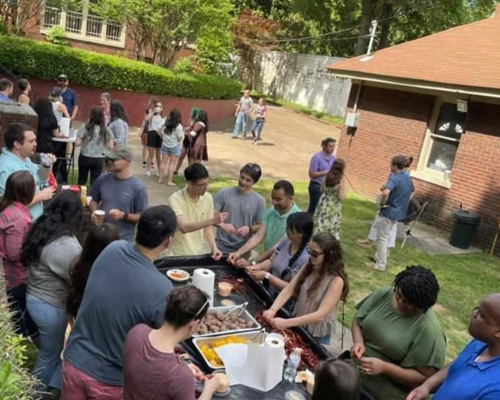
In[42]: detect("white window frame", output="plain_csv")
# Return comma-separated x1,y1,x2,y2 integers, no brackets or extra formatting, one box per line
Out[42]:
411,96,465,189
41,0,126,49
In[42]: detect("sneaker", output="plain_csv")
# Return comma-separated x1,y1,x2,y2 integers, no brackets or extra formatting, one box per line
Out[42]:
174,171,179,175
142,161,146,168
232,136,238,139
145,171,151,177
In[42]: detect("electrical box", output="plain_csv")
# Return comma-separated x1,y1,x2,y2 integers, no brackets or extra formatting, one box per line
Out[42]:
345,112,360,128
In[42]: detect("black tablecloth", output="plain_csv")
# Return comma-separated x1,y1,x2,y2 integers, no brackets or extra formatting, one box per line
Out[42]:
155,255,332,400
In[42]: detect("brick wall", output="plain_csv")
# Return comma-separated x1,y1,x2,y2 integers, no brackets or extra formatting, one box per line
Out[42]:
338,84,500,252
4,76,236,128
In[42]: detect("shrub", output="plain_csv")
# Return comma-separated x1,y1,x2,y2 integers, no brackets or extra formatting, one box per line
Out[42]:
0,280,37,399
0,36,242,100
44,26,67,46
173,57,194,74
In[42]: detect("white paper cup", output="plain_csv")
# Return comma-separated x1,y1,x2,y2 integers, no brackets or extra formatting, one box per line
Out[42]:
94,210,105,224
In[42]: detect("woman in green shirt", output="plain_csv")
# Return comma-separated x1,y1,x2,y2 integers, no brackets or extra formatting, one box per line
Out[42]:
351,266,446,400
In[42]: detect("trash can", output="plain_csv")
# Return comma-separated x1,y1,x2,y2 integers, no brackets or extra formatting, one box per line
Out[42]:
449,210,481,249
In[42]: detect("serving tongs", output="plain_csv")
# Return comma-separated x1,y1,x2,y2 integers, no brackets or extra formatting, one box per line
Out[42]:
249,328,266,345
223,302,249,318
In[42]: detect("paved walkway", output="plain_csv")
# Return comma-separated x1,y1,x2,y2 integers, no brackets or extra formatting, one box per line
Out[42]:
128,105,341,205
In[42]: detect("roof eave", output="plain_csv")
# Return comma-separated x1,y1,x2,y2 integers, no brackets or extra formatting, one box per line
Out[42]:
329,71,500,99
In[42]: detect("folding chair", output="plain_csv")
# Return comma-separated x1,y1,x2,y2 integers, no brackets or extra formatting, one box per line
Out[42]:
401,201,428,248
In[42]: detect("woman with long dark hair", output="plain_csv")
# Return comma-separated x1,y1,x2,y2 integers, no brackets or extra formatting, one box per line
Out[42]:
76,106,113,186
159,108,184,185
313,159,347,240
123,285,227,399
249,212,313,297
33,97,62,155
108,100,129,146
188,109,209,164
66,223,120,323
0,171,38,338
17,78,31,105
263,232,348,345
23,191,83,394
174,107,199,175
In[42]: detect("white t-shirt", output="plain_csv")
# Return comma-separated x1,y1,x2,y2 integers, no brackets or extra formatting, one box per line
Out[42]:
162,123,184,148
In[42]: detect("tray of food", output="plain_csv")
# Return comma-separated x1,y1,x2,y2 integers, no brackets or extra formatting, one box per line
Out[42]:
193,331,265,370
192,305,261,337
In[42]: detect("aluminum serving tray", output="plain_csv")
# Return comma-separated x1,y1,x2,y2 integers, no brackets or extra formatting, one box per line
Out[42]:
193,330,265,370
192,306,261,338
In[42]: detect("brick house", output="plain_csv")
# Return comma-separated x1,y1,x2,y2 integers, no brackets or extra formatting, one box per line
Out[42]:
25,0,194,62
327,7,500,251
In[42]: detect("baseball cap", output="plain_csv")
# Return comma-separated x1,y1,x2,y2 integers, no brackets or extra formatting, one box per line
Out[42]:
50,86,62,97
106,145,132,161
58,74,68,81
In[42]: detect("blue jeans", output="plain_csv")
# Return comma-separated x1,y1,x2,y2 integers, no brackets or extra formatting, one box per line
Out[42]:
307,181,322,215
251,120,265,140
232,112,248,137
26,294,68,390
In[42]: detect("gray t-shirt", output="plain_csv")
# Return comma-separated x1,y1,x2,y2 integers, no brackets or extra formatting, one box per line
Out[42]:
77,125,110,158
90,174,148,241
27,236,82,308
162,123,184,148
214,187,266,253
64,240,173,386
238,96,254,114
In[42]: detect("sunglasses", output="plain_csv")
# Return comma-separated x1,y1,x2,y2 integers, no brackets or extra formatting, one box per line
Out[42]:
246,163,261,173
306,247,324,258
105,157,125,163
58,79,68,83
193,287,211,320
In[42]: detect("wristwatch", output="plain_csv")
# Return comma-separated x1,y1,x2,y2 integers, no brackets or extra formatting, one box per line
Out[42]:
123,212,129,221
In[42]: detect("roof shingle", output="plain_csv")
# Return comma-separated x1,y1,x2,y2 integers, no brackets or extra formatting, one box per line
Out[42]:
327,14,500,91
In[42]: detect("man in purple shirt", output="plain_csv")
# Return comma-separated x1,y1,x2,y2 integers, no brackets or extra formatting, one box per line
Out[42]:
307,137,336,215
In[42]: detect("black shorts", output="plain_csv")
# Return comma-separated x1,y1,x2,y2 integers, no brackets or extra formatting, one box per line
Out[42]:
147,130,162,148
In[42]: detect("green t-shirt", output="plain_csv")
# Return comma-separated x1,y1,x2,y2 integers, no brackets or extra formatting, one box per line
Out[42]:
262,203,300,251
355,287,447,400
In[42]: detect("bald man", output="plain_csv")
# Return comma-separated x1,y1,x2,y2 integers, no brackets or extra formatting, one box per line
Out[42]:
407,293,500,400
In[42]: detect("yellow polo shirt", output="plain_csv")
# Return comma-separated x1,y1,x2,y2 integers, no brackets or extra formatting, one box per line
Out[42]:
168,188,214,256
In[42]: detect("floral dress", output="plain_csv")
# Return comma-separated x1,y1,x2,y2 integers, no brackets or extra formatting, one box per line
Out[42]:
313,185,342,240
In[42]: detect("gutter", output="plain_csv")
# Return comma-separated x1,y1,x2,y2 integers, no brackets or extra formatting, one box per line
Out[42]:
329,71,500,99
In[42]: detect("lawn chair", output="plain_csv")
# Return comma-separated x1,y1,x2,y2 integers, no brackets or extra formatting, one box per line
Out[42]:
401,201,429,248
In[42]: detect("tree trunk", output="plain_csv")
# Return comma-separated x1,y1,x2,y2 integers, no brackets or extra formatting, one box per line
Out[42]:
378,2,394,50
355,0,378,55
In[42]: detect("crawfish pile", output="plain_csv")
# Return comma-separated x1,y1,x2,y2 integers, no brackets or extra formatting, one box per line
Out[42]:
256,313,319,370
218,275,246,293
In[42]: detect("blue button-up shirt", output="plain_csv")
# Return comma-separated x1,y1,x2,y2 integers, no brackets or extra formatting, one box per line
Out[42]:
433,339,500,400
0,148,45,219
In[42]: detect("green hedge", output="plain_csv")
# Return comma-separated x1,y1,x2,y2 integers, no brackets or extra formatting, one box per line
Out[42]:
0,36,242,100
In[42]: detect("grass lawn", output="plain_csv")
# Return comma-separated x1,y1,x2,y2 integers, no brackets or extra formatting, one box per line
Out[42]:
179,175,500,362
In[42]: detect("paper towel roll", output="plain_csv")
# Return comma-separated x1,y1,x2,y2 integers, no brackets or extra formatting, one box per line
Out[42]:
192,268,215,307
265,333,285,350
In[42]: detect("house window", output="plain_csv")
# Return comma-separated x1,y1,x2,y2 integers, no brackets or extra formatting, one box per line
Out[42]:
41,0,125,48
425,102,466,173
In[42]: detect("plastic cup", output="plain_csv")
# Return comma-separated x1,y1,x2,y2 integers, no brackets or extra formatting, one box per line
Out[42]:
87,196,92,207
94,210,105,224
217,282,233,297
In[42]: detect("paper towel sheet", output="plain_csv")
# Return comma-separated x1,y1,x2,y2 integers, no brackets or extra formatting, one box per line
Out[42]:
242,342,285,392
215,344,248,386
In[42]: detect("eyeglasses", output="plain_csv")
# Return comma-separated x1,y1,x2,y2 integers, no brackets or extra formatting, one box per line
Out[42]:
57,79,67,83
194,180,210,188
306,247,324,258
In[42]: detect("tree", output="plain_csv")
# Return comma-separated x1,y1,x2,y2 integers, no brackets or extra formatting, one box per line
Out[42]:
93,0,234,67
232,8,279,88
0,0,44,36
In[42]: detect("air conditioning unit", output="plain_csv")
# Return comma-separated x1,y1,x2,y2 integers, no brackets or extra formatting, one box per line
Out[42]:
345,112,360,128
